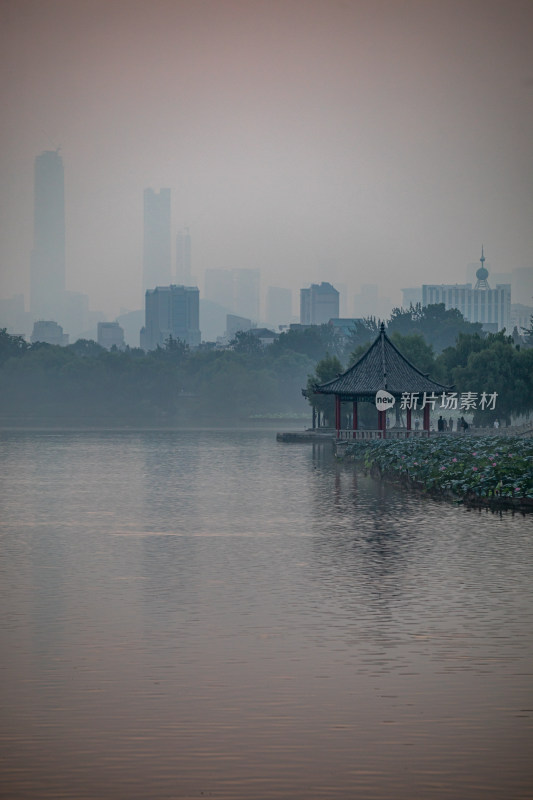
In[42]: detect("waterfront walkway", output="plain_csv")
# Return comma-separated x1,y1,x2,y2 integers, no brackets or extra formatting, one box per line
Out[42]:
277,422,533,443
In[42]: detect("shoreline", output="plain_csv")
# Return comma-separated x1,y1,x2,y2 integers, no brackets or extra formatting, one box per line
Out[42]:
340,435,533,514
364,464,533,514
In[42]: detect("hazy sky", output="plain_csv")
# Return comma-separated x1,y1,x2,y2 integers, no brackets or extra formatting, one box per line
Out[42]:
1,0,532,318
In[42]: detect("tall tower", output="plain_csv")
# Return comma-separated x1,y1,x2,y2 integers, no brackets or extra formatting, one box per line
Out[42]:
474,245,491,290
143,188,171,294
30,150,66,319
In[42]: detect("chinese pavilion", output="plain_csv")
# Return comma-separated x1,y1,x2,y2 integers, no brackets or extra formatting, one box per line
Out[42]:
313,323,450,437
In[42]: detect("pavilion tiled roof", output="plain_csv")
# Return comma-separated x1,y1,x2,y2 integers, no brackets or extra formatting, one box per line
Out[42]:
314,323,449,398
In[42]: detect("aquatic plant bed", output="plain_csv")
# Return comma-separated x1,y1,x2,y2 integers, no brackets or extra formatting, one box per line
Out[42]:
343,435,533,512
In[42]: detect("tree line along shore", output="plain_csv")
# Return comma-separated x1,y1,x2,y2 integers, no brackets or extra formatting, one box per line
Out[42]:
1,303,532,427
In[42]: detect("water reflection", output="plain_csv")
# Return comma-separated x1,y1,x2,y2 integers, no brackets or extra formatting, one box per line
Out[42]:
1,430,532,800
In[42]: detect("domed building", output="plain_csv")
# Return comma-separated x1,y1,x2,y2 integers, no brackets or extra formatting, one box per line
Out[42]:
474,246,490,289
422,247,511,332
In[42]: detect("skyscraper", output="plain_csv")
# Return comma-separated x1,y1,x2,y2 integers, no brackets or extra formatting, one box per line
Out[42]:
141,284,201,350
300,282,339,325
143,188,171,294
30,150,65,319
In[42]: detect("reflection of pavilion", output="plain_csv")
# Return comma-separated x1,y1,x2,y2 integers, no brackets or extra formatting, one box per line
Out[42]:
313,323,449,439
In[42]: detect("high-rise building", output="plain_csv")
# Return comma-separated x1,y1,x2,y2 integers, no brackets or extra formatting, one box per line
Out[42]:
30,150,65,319
422,249,511,332
226,314,252,337
143,188,171,294
176,228,191,284
140,285,201,350
31,320,68,346
300,282,339,325
97,322,125,350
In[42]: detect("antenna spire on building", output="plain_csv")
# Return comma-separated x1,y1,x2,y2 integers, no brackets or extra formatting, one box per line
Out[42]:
474,245,490,290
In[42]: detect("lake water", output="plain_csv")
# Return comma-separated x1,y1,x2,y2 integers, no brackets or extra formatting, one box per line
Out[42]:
1,429,532,799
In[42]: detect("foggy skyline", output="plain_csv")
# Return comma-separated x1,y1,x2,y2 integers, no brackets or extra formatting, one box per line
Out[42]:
1,0,532,319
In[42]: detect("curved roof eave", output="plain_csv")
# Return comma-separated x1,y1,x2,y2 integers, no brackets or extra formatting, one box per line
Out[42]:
313,325,451,396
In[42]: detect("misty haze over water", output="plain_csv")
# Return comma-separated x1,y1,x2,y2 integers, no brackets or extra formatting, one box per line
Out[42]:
1,429,532,799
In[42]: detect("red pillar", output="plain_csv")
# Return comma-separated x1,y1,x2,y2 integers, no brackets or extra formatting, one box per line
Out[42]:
406,408,412,434
423,404,430,433
378,410,386,438
335,395,341,435
352,401,358,438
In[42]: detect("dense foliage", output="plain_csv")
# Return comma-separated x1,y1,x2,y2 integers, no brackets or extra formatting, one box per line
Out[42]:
308,310,533,427
347,436,533,501
387,303,484,353
0,327,323,425
1,297,532,427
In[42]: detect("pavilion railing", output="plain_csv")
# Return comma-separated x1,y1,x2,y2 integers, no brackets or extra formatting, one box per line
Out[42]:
336,429,431,440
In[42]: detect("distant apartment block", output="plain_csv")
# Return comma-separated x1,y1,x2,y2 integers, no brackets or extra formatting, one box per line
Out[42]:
143,188,171,294
97,322,125,350
422,283,511,331
141,285,201,350
422,250,512,332
31,320,69,346
300,282,339,325
226,314,252,337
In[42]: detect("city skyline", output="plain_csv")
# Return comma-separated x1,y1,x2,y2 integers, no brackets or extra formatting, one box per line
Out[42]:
7,153,533,342
1,0,532,321
5,147,532,343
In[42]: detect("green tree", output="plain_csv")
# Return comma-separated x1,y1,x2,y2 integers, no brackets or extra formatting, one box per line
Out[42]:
435,332,488,383
388,332,436,376
0,328,28,365
68,339,105,358
521,314,533,347
306,354,343,427
387,303,483,353
343,317,381,364
270,324,340,362
450,334,532,425
230,330,265,357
